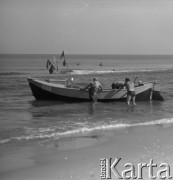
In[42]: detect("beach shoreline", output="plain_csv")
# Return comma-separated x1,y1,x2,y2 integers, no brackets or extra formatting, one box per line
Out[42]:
1,123,173,180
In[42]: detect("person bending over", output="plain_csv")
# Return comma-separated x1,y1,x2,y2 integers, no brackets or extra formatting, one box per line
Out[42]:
80,77,102,102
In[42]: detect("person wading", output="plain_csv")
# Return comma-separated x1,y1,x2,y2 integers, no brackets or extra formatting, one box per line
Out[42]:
80,78,102,102
124,78,136,105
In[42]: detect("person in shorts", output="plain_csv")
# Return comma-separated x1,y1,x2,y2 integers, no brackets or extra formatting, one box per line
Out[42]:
80,77,102,102
124,78,136,105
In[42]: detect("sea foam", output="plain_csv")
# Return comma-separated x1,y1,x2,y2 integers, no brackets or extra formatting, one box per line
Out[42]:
71,68,169,75
0,118,173,144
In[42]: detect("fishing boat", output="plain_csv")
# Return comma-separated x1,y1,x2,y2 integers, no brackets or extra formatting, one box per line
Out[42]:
27,77,163,102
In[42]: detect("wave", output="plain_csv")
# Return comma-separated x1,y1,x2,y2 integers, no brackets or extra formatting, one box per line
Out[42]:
1,118,173,144
0,68,169,76
71,68,169,75
71,70,117,75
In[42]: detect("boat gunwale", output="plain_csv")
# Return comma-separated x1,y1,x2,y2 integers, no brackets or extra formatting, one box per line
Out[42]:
27,77,153,93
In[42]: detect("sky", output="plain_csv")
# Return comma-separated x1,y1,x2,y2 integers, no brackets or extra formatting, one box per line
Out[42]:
1,0,173,54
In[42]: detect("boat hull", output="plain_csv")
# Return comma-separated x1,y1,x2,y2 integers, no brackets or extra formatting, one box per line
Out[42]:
29,82,90,102
27,77,162,102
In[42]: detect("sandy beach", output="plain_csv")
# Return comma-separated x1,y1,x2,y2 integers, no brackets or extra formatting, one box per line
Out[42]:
1,123,173,180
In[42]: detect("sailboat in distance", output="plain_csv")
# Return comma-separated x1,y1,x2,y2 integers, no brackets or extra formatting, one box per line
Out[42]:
58,50,71,73
63,59,67,67
60,50,68,68
59,50,65,60
46,51,72,74
46,58,56,74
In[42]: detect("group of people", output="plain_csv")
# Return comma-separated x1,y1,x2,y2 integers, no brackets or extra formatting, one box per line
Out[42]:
80,77,136,105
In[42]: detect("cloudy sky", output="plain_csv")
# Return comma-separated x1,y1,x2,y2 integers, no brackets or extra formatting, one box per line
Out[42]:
1,0,173,54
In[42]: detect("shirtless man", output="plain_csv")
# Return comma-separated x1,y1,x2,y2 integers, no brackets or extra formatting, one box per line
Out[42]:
80,77,102,102
124,78,136,105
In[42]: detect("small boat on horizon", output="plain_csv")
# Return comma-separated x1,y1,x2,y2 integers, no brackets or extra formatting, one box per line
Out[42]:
27,77,164,102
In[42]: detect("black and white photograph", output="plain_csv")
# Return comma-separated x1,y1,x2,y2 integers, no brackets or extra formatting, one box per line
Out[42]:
0,0,173,179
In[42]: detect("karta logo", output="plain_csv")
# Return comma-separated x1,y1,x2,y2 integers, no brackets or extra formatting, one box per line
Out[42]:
100,158,172,179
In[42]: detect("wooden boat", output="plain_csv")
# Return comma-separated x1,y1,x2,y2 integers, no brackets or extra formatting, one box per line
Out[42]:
27,77,163,102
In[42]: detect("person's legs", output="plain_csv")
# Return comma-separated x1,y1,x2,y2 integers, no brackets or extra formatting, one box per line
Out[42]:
89,94,97,103
132,95,136,105
127,94,131,105
131,91,136,105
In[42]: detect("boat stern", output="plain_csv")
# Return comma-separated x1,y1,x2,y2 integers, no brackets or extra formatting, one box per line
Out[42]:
152,82,164,101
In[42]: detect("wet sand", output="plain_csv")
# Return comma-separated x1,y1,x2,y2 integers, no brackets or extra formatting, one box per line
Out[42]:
1,124,173,180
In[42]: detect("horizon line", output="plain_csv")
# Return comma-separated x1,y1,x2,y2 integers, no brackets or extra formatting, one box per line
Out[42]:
1,53,173,56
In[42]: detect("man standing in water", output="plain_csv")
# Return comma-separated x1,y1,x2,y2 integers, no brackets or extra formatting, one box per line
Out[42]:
124,78,136,105
80,77,102,102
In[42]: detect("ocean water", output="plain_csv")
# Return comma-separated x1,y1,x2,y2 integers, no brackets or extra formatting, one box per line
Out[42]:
0,54,173,154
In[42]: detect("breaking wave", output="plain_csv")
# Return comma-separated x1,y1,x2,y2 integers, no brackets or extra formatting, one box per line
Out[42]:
1,118,173,144
71,68,169,75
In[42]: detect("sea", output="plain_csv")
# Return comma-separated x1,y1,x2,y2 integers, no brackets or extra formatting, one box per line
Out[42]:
0,54,173,154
